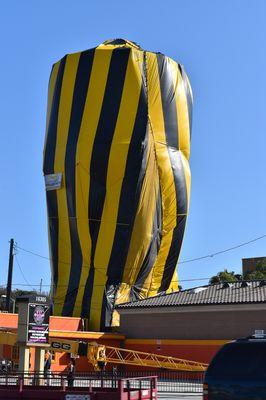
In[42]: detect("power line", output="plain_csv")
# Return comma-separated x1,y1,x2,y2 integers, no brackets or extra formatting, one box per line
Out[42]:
8,234,266,294
15,245,51,261
15,233,266,267
5,276,211,287
0,273,264,289
14,255,37,292
178,234,266,264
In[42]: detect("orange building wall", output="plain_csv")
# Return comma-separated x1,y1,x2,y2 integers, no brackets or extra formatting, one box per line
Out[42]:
0,313,18,330
49,316,82,331
0,312,228,372
50,338,124,372
0,313,82,332
123,339,230,367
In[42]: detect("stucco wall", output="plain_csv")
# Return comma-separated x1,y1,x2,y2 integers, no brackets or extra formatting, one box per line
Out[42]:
118,306,266,339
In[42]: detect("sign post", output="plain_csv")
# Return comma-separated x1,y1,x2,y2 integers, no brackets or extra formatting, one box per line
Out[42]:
16,295,50,375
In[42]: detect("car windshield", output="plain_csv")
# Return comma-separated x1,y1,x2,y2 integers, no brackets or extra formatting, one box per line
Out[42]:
207,342,266,378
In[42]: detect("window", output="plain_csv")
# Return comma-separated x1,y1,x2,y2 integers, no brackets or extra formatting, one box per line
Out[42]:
207,342,266,378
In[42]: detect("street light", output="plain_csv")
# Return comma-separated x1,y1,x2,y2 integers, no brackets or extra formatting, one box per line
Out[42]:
1,295,15,313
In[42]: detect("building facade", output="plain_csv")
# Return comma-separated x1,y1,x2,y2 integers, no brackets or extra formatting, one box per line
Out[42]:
116,281,266,363
0,281,265,370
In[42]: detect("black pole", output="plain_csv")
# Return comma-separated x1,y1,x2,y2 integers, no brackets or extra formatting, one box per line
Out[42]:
6,239,14,312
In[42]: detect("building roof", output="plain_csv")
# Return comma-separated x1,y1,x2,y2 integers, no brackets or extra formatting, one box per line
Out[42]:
116,280,266,310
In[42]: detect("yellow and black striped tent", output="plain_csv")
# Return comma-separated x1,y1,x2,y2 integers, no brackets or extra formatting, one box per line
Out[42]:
43,39,192,331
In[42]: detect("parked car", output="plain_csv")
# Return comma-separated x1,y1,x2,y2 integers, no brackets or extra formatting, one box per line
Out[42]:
203,331,266,399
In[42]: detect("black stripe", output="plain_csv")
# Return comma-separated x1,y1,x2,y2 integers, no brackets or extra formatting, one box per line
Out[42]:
81,48,130,319
102,188,162,329
156,54,178,149
43,58,66,299
62,50,95,316
106,85,148,283
100,55,149,328
179,64,193,134
160,215,187,292
46,193,59,299
80,267,95,319
100,281,118,331
132,188,162,299
43,57,66,174
157,54,188,292
159,150,187,291
100,88,148,329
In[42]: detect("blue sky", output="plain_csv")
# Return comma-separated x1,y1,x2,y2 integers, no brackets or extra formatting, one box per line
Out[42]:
0,0,265,292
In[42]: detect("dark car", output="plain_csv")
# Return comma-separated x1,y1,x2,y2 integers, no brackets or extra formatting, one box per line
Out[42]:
203,332,266,399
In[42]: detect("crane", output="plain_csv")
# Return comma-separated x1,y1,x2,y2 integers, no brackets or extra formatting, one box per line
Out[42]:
0,331,208,372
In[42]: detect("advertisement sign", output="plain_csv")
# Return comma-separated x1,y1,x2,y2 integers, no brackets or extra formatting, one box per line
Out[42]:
27,303,49,345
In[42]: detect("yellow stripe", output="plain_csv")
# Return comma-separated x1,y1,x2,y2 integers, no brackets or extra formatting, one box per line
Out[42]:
145,52,177,296
125,339,230,346
180,152,191,209
114,124,160,312
53,53,80,315
174,64,191,205
73,49,113,316
98,40,139,50
89,50,143,330
167,270,179,293
169,60,191,159
43,62,60,157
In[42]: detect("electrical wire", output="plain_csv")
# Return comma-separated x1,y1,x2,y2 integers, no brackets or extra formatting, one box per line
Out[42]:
14,233,266,268
6,234,266,295
178,234,266,264
2,276,211,288
14,255,37,292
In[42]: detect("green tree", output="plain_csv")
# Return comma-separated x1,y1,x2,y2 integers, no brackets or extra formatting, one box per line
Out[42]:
0,288,40,312
244,265,266,281
209,269,241,284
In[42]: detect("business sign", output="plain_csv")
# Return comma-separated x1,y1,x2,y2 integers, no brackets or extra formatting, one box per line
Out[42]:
27,303,49,345
50,341,72,351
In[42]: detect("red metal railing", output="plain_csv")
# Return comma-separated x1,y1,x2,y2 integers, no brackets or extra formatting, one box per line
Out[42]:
0,372,158,399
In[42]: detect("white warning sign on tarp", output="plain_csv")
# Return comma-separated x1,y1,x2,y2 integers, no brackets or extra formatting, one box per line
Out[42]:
45,173,62,191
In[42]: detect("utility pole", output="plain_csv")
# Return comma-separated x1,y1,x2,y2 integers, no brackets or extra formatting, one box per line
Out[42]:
39,278,43,294
6,239,14,312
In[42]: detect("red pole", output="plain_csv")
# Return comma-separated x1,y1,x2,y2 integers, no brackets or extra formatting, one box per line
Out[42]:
19,376,23,393
153,377,158,400
118,379,124,399
61,376,66,391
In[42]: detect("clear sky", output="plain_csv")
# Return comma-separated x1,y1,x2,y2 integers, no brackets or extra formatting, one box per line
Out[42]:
0,0,265,292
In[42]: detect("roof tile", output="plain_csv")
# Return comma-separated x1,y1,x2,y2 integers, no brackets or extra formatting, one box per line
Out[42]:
116,281,266,309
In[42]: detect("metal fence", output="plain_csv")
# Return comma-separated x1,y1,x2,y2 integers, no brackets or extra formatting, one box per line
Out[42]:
0,370,204,393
